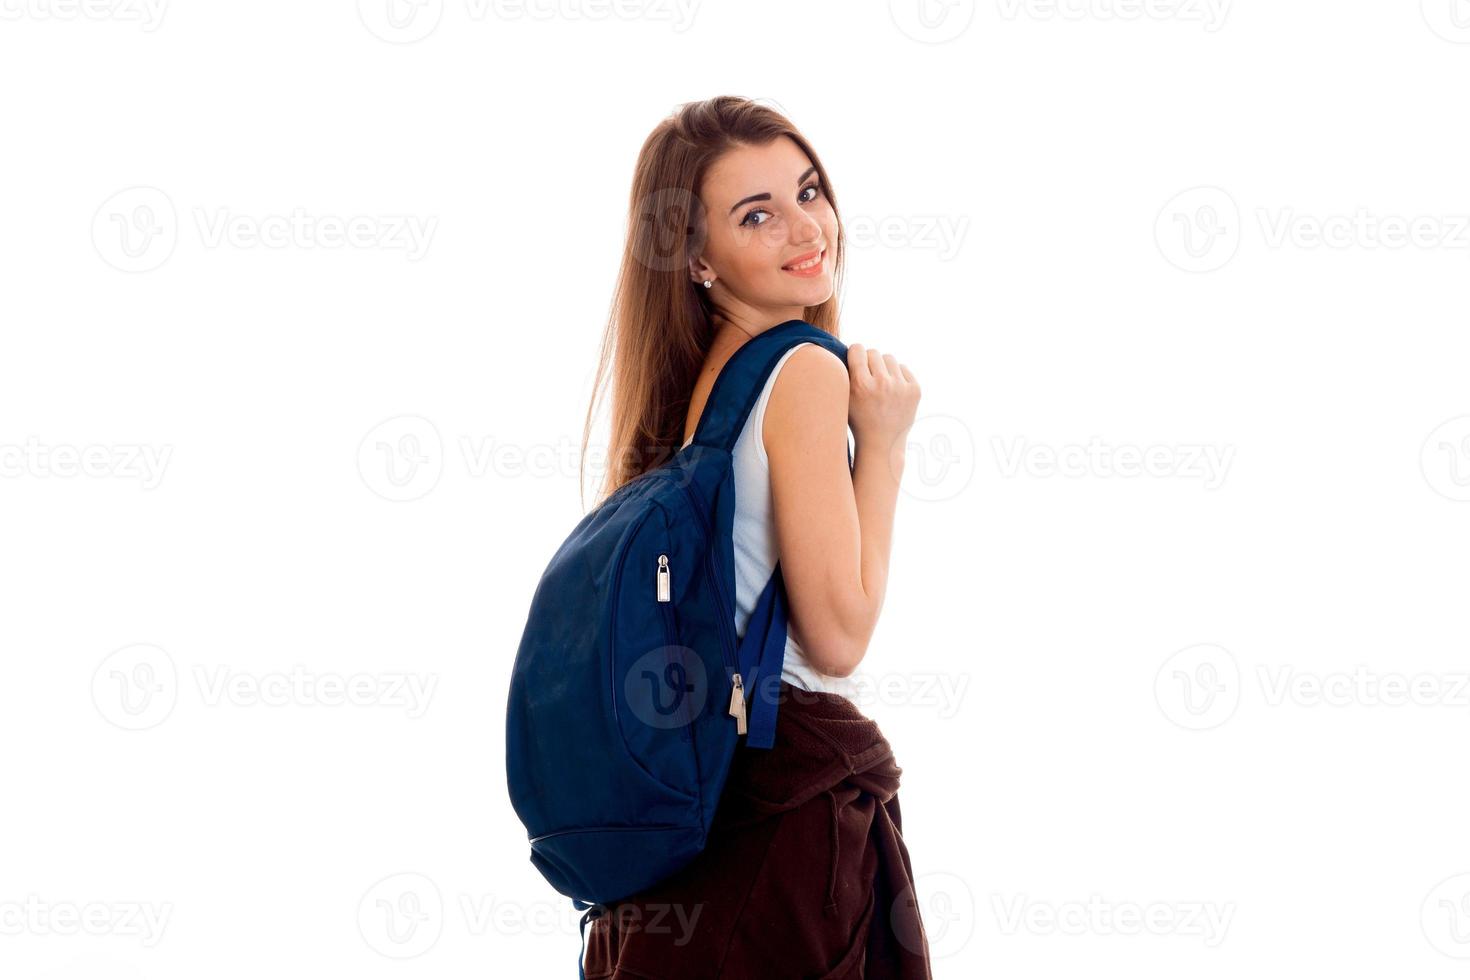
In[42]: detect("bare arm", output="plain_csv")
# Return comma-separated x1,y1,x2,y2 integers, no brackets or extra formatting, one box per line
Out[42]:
763,342,920,677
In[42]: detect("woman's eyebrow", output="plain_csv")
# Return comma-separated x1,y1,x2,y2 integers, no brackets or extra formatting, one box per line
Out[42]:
728,166,818,215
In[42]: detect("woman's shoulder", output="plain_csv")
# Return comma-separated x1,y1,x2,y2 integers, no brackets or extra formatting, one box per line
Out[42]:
774,340,847,401
762,341,848,451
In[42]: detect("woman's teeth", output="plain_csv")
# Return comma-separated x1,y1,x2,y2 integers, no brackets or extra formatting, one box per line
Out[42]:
783,250,824,272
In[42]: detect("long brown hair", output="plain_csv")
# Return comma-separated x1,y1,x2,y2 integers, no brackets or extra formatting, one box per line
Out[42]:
580,95,846,509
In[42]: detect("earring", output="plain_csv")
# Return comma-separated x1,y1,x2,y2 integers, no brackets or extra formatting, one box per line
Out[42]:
703,279,713,289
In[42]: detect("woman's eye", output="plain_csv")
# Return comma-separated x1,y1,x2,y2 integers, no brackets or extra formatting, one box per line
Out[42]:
741,185,819,227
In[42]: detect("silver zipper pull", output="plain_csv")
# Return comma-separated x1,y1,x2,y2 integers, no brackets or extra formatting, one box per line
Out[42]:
656,554,670,602
727,671,746,735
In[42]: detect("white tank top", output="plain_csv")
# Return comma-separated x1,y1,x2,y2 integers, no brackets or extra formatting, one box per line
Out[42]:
685,342,860,703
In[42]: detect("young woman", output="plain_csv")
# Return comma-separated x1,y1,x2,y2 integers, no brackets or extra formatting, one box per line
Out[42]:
580,96,931,979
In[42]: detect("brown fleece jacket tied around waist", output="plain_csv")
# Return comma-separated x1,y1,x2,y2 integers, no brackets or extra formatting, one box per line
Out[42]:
582,681,933,979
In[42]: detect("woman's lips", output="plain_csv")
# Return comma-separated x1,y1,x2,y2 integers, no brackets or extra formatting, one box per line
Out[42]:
782,248,826,278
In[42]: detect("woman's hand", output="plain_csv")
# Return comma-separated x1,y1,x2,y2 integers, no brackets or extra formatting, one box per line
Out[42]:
846,344,921,452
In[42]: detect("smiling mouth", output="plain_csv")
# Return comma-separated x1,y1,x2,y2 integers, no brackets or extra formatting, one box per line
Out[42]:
782,248,826,272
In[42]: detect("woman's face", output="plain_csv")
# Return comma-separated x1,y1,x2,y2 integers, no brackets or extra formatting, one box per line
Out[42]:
691,136,837,322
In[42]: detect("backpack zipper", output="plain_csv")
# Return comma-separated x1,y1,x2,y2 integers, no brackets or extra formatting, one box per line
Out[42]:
606,503,700,798
657,550,743,733
678,482,746,733
727,672,746,735
653,554,696,742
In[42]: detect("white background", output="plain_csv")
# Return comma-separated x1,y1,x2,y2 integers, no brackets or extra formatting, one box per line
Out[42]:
3,1,1470,977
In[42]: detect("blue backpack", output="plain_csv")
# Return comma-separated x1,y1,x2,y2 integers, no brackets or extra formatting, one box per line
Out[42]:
506,319,851,971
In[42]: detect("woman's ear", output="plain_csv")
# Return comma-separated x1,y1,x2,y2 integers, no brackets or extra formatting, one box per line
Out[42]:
687,256,713,286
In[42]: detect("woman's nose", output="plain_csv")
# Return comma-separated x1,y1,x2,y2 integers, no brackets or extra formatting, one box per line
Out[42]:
788,209,823,246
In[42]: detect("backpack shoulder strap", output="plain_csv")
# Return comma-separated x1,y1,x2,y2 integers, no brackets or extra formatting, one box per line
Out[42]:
689,319,851,463
685,320,854,750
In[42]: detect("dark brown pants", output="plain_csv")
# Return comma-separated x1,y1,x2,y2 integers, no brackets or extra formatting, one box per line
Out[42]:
583,682,932,979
